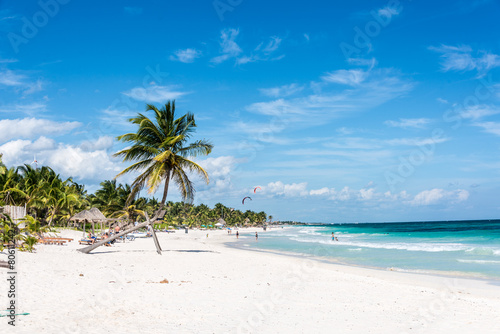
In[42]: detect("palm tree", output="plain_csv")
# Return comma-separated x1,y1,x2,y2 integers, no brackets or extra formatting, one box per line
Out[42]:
0,154,6,175
114,101,213,216
79,101,213,254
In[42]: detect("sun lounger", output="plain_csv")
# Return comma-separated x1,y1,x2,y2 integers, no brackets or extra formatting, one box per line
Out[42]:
37,238,67,246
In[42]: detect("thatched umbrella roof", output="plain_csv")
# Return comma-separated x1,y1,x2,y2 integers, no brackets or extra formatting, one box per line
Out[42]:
70,207,107,222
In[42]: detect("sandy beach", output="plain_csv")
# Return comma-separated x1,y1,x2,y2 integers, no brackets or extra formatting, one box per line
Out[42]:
2,228,500,334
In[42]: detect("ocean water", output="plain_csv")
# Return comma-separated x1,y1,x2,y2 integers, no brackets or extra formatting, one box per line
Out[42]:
240,220,500,280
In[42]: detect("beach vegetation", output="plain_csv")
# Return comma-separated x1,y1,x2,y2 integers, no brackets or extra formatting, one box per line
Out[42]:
114,101,213,214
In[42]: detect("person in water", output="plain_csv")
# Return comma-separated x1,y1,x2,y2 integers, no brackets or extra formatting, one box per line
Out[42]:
332,232,338,242
255,232,258,240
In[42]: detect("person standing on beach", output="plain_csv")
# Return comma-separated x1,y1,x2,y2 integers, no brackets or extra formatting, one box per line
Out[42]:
236,231,239,239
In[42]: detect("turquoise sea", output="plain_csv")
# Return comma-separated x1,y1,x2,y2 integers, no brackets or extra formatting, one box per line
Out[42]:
239,220,500,280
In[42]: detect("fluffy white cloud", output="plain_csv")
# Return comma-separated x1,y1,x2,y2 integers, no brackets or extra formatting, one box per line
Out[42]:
0,137,122,182
0,118,81,143
410,188,469,206
264,181,309,197
80,136,114,151
309,187,330,196
385,118,431,129
122,85,188,103
170,48,202,63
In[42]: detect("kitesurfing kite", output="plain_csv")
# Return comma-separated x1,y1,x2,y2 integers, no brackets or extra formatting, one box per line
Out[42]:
253,186,261,193
242,196,252,204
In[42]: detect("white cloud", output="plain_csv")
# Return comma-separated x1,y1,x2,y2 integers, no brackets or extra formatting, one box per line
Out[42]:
80,136,114,151
378,6,401,18
321,69,367,86
0,102,47,116
246,98,303,116
210,29,284,65
430,44,500,75
261,36,282,54
385,118,431,129
472,121,500,136
211,28,243,64
309,187,330,196
264,181,309,197
245,68,412,134
0,137,122,182
122,85,188,103
0,69,44,95
0,58,18,64
384,137,449,146
170,48,202,63
410,188,469,206
193,156,242,201
0,69,26,86
259,84,304,98
460,105,500,120
0,118,81,143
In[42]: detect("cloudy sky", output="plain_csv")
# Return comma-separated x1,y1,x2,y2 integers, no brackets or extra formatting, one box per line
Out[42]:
1,0,500,223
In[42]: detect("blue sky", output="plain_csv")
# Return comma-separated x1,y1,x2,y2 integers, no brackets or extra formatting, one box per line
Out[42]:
1,0,500,223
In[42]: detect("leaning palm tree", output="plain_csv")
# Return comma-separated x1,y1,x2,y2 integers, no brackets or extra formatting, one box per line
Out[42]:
114,101,213,215
79,101,212,254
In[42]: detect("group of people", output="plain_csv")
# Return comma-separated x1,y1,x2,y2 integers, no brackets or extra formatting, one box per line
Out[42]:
85,224,122,246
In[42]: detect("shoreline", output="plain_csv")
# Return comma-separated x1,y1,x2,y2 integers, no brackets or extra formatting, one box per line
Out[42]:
2,227,500,333
227,236,500,287
225,229,500,298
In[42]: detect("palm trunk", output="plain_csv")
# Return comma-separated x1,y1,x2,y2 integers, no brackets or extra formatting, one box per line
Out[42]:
47,208,56,227
158,171,170,217
79,174,171,255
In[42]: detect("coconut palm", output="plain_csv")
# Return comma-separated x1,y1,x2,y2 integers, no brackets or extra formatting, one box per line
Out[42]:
0,154,6,175
114,101,213,216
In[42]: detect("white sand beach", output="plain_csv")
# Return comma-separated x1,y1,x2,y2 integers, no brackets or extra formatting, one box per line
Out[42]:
2,228,500,334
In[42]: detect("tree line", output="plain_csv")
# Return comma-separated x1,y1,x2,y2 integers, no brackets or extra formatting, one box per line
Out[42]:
0,100,271,232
